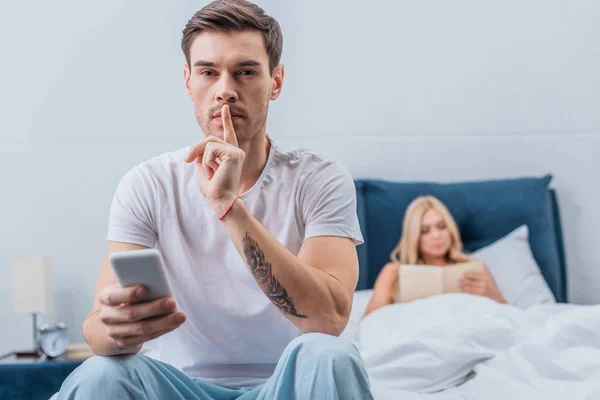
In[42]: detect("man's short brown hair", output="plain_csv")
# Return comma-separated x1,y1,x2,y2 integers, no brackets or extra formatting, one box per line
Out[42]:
181,0,283,74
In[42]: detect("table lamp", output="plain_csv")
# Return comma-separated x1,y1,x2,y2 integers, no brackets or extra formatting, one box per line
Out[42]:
11,257,54,355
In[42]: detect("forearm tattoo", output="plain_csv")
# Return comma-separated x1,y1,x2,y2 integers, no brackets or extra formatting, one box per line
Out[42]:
242,233,308,319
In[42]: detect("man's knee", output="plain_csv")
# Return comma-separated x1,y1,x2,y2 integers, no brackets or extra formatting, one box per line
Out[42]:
59,355,147,398
77,354,145,378
288,333,361,367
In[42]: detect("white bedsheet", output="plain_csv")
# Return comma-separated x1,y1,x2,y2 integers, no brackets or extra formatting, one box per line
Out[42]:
353,293,600,400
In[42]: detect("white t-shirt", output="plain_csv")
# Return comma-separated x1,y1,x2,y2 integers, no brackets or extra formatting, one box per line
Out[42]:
107,139,363,388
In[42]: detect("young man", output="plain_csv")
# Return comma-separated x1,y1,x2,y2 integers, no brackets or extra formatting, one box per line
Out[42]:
58,1,373,399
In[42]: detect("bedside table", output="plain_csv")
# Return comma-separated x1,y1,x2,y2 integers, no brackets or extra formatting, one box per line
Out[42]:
0,353,84,400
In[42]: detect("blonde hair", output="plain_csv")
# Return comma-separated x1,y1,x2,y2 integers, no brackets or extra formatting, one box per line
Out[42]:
390,196,470,299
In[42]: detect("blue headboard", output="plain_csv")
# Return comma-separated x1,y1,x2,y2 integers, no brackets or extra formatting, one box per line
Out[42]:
354,175,568,303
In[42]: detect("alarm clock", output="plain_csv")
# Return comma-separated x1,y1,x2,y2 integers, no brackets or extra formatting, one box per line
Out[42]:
37,323,69,358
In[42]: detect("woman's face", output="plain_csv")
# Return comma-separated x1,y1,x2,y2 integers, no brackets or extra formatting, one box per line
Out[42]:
418,208,452,261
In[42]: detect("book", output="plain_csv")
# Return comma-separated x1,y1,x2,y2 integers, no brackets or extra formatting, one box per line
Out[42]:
398,260,485,303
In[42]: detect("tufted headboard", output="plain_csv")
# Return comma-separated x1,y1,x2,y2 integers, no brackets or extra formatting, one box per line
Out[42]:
354,175,568,303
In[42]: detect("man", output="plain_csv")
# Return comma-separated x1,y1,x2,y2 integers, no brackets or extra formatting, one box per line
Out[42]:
58,1,373,399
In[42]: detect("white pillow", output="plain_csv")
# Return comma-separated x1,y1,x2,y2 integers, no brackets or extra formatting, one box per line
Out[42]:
471,225,556,308
340,289,373,342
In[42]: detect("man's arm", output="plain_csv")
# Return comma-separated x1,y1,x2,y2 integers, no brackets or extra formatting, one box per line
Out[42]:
222,199,358,335
185,104,359,336
83,241,186,356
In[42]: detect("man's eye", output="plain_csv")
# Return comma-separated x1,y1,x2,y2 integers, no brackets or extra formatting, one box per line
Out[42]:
238,70,255,76
199,70,216,76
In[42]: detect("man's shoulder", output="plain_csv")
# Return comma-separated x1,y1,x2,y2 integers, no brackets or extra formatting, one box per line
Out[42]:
117,146,192,191
272,142,349,179
127,146,191,179
137,146,191,174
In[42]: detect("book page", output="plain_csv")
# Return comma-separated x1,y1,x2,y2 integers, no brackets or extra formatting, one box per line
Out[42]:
442,260,486,293
398,265,444,303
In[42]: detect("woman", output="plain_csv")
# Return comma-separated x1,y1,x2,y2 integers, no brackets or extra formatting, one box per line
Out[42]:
364,195,506,316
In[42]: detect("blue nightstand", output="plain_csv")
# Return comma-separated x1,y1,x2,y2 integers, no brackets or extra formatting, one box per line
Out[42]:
0,353,83,400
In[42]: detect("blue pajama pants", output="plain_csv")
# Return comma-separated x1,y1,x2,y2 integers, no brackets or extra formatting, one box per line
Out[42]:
56,333,374,400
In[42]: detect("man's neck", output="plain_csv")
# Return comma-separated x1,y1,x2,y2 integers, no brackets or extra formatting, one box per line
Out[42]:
237,132,271,195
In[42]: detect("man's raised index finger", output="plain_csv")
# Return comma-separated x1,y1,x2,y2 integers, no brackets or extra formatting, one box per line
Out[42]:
222,104,238,147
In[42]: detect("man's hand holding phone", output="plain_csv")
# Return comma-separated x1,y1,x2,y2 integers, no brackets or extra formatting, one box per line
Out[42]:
97,283,187,352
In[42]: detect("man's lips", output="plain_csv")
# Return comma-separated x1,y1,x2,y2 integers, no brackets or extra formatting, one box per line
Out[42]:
212,111,244,118
212,114,243,123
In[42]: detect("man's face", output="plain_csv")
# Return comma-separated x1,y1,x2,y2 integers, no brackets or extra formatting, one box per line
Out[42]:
184,30,283,144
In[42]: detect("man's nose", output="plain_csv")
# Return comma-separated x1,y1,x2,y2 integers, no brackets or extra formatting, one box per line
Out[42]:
215,75,239,103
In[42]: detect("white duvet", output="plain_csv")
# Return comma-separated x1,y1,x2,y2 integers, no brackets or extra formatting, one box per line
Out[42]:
349,293,600,400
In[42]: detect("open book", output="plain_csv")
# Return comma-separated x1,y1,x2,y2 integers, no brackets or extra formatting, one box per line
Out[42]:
398,260,485,303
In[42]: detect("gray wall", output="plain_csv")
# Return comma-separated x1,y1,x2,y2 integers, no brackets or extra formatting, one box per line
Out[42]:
1,0,599,354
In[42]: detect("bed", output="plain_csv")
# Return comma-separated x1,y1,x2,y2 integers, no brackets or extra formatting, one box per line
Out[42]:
345,175,600,399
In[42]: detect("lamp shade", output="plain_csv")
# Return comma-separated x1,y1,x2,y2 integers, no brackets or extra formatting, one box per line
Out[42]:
12,257,54,314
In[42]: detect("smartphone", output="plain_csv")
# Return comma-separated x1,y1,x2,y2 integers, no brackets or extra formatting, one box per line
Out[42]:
109,249,174,302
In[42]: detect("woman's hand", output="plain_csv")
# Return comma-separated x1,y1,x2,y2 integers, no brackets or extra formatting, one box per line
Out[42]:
459,268,507,304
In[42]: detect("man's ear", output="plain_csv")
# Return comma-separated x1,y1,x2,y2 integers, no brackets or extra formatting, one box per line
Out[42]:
184,63,193,100
269,64,285,101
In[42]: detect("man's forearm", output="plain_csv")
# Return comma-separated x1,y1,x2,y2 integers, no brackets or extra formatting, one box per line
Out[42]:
221,199,350,336
82,310,140,357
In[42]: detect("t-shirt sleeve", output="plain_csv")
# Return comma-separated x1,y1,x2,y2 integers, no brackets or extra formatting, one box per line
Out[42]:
299,161,364,245
107,166,158,248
